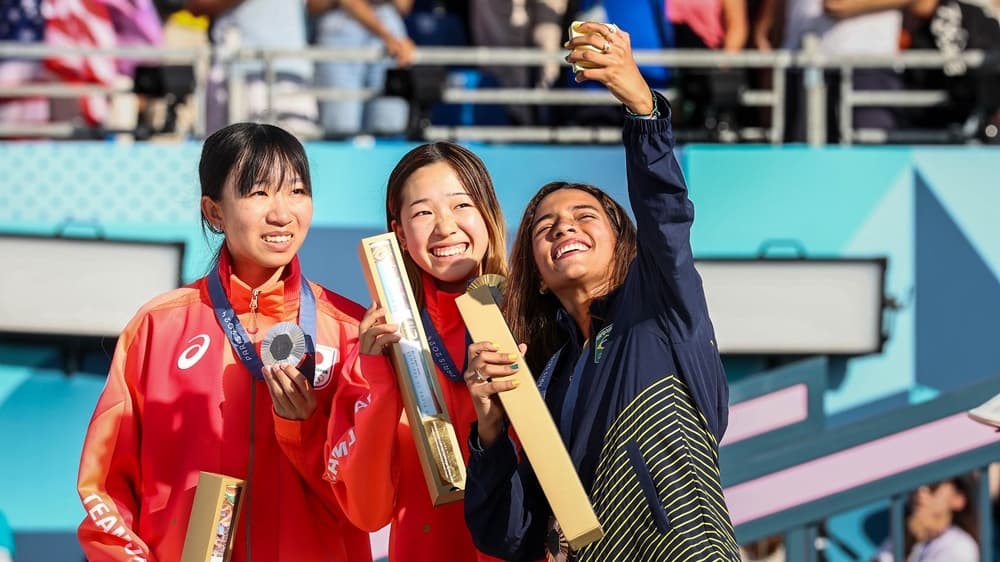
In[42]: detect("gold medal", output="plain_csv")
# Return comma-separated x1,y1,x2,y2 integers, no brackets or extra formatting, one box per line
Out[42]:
467,274,507,305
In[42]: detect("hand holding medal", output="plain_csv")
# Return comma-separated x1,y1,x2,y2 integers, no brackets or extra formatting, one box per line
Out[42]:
261,322,316,420
207,269,320,421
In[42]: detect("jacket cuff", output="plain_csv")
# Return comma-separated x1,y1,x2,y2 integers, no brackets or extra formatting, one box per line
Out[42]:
273,408,320,445
624,91,673,133
468,421,516,464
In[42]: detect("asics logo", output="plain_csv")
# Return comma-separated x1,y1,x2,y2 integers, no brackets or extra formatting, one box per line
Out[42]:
177,334,211,370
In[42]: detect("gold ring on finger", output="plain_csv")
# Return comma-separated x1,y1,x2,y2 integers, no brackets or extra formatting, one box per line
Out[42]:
606,23,619,35
602,41,612,54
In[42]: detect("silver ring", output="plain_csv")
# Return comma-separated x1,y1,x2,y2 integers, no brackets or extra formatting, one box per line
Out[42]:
602,40,611,54
474,369,486,383
606,23,619,35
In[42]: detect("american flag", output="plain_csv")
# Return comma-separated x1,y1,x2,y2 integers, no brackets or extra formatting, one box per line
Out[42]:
42,0,162,125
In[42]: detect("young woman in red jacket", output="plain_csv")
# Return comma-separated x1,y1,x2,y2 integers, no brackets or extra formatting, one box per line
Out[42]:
77,122,373,562
324,142,510,562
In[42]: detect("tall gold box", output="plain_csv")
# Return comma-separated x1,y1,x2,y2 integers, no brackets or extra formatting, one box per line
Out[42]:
359,233,466,505
181,472,245,562
456,284,604,551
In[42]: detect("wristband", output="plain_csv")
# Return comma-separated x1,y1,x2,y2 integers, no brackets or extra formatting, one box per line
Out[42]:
624,89,659,119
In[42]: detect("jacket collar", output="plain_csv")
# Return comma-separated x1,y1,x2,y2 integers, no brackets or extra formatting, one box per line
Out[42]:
420,269,466,327
554,283,619,348
215,248,302,318
420,270,464,307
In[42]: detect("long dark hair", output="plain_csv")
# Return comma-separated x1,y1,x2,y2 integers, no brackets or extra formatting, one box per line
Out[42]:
385,142,507,307
504,182,637,372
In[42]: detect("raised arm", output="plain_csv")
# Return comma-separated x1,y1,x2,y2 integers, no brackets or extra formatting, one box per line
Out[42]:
722,0,749,52
569,22,712,341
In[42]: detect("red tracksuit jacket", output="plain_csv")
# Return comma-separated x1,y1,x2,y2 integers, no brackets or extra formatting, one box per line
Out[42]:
77,251,373,562
325,272,504,562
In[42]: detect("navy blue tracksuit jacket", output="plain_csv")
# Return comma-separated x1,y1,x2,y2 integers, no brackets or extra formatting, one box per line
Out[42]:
464,101,740,562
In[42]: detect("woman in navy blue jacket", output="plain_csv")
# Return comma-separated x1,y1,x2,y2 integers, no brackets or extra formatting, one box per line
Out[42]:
460,21,739,562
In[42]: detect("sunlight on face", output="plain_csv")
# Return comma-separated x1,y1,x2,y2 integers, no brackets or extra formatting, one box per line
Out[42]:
530,188,616,297
207,165,313,287
392,161,490,291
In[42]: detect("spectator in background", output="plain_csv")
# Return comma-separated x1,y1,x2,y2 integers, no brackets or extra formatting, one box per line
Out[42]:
901,0,1000,141
469,0,569,125
533,0,571,93
741,535,786,562
44,0,163,130
754,0,910,141
142,8,210,138
106,0,164,77
187,0,321,138
308,0,415,138
405,0,470,46
873,475,979,562
666,0,749,138
669,0,748,51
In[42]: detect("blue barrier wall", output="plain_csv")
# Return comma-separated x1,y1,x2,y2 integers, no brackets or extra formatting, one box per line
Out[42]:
2,140,999,559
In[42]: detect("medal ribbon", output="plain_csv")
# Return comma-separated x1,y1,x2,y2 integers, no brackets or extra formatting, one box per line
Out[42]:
536,342,590,442
207,269,317,383
419,307,471,382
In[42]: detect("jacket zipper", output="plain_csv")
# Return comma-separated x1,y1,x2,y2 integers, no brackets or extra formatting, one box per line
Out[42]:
247,289,260,335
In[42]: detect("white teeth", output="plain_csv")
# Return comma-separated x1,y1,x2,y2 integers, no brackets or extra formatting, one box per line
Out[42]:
432,244,467,257
263,235,292,243
555,242,588,259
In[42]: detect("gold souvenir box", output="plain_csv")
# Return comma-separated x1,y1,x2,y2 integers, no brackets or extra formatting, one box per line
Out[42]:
457,282,604,551
181,472,244,562
359,233,467,505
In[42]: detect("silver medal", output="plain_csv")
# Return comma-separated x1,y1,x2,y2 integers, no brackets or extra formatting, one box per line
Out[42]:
261,322,307,366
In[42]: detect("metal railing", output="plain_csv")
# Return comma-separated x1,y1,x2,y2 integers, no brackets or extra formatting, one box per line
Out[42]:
0,40,993,144
0,42,209,138
723,362,1000,562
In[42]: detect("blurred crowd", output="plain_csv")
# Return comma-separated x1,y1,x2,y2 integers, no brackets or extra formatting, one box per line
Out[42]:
1,0,999,141
740,468,993,562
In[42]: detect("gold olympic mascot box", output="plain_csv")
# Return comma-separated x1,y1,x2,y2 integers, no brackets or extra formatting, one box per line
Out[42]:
456,279,604,551
359,232,467,505
181,472,245,562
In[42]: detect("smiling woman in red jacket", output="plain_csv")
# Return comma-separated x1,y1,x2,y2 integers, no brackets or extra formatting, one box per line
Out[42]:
76,122,373,562
324,142,510,562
